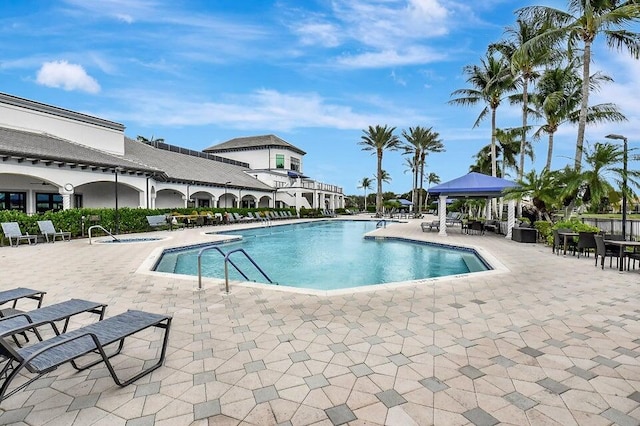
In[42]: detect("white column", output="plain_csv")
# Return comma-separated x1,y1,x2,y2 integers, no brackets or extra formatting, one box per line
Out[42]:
486,197,491,220
151,194,157,209
438,195,448,236
506,199,516,239
59,187,73,210
295,190,302,211
182,196,188,208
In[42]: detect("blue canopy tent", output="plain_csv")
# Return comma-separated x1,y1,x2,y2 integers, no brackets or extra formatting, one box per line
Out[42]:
428,172,519,237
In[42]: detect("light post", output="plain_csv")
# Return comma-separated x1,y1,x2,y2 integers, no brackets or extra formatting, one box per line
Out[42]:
224,181,231,208
605,134,628,239
113,167,122,235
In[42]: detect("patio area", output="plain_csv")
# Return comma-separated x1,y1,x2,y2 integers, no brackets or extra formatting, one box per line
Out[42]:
0,217,639,425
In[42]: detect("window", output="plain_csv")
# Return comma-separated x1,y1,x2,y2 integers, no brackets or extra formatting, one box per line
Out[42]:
0,192,26,212
36,193,63,213
290,157,300,172
275,154,285,169
74,194,83,208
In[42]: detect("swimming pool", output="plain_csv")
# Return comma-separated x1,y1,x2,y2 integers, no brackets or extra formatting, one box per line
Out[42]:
154,221,490,290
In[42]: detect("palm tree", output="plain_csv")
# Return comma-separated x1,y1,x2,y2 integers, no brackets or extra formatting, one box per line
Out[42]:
424,172,440,209
580,142,640,212
518,1,640,170
531,64,627,170
358,177,373,211
401,126,444,213
449,52,516,178
359,125,401,215
490,18,554,181
503,168,562,221
136,135,165,144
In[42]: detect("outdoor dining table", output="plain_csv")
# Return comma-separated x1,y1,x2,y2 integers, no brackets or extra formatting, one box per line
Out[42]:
558,231,579,256
604,239,640,271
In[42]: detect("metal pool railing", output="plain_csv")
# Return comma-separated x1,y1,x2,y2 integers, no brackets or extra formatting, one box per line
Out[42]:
197,246,273,293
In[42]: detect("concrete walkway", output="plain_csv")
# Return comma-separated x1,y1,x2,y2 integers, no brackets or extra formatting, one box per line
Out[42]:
0,217,639,425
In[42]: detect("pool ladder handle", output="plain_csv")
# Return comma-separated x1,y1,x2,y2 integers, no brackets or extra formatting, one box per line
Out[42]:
376,220,387,229
197,246,273,293
87,225,120,245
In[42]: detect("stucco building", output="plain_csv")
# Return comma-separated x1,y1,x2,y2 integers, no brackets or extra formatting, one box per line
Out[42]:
0,93,344,214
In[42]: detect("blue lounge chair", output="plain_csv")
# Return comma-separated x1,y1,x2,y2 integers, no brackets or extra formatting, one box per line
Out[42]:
0,310,171,402
37,220,71,243
1,222,37,247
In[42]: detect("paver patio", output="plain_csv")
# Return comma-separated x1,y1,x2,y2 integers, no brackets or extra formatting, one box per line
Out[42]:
0,217,639,425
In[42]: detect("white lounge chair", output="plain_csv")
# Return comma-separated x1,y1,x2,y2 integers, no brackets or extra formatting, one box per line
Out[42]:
37,220,71,243
1,222,37,247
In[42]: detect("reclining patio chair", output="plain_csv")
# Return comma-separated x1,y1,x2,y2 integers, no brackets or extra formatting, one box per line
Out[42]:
37,220,71,243
0,309,171,402
0,299,106,351
0,288,46,318
1,222,37,247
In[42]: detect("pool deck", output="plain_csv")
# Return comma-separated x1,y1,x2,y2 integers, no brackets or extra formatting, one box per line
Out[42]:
1,216,639,425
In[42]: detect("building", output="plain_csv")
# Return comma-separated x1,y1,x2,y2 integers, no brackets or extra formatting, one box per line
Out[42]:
0,92,344,214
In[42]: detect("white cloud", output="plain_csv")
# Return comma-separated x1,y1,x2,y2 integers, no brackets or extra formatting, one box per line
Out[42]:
36,61,101,93
337,47,446,68
100,88,431,132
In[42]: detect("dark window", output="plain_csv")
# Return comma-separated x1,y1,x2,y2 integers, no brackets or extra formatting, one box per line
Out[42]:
0,192,26,212
290,157,300,172
275,154,285,169
35,193,63,213
74,194,83,208
198,199,210,208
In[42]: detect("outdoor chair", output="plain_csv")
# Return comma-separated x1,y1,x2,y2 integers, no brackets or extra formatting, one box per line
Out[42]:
0,309,171,403
627,250,640,271
594,234,618,269
37,220,71,243
552,228,577,256
576,231,597,258
0,299,106,351
421,220,439,232
1,222,37,247
0,288,46,318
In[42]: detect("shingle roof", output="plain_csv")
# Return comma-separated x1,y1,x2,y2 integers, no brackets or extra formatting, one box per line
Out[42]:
0,127,159,174
124,138,274,190
204,134,306,155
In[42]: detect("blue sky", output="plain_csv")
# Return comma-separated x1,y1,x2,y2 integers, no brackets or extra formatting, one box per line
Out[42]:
2,0,640,196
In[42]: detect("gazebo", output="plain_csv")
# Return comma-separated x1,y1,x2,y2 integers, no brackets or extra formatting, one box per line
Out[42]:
428,172,519,237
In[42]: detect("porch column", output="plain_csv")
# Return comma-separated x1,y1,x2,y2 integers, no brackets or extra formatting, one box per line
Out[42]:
295,191,302,211
506,199,516,239
438,195,448,236
150,194,157,209
59,187,73,210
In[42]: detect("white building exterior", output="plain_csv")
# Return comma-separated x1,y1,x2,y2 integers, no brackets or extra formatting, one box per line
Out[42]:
0,93,343,214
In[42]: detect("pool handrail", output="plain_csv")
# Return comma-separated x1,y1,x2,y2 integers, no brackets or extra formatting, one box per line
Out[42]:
197,246,273,293
88,225,120,244
376,220,387,229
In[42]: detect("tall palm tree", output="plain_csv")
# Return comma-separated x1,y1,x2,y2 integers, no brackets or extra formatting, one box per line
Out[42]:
401,126,444,213
531,64,627,170
518,1,640,170
449,52,516,178
358,177,373,211
359,125,401,215
490,18,554,181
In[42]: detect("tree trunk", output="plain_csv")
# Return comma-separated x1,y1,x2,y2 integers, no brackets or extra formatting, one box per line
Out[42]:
519,78,528,181
418,161,425,213
575,40,592,171
546,132,554,171
363,189,367,211
413,156,419,213
491,107,497,178
376,150,383,214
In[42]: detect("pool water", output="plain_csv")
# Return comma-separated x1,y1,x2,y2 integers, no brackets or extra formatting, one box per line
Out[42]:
154,221,489,290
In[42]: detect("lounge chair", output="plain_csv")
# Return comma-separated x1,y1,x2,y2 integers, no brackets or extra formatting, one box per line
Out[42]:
0,288,46,317
1,222,37,247
421,221,439,232
0,299,106,350
0,309,171,402
37,220,71,243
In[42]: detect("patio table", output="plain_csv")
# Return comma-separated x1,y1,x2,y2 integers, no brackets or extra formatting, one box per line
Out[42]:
558,231,579,256
604,240,640,271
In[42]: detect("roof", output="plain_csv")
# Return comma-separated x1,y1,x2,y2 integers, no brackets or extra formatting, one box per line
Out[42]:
0,127,159,174
389,199,413,206
124,138,274,190
429,172,518,197
204,134,306,156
